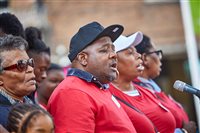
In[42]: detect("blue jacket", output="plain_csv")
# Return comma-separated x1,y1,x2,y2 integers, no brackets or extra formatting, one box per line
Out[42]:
0,92,33,129
0,93,12,128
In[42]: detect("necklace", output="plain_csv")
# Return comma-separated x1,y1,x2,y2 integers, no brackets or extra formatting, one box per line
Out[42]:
112,82,135,91
111,83,140,96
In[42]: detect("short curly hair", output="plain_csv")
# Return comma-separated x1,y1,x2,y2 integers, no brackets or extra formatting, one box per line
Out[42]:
0,34,28,73
0,12,25,38
0,34,28,52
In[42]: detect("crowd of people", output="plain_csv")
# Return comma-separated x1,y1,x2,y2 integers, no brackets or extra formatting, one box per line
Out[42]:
0,12,198,133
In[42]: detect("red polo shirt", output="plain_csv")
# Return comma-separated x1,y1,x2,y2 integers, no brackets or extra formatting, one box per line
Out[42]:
47,68,136,133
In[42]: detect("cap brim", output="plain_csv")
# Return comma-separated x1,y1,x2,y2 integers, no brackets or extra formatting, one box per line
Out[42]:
95,24,124,42
114,31,143,52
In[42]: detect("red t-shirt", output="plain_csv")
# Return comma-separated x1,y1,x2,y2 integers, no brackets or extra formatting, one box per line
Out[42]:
133,77,189,128
109,83,176,133
155,92,189,128
47,76,137,133
109,85,157,133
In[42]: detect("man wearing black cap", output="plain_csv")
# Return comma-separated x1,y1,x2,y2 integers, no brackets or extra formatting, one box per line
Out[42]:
47,22,137,133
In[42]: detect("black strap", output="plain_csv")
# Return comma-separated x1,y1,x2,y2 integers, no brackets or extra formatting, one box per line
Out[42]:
113,95,159,133
114,95,144,114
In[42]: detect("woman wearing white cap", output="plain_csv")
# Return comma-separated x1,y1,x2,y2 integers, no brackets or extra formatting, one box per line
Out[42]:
109,31,176,133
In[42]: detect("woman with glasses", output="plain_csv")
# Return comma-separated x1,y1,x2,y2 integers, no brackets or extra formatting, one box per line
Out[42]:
0,35,36,129
109,32,176,133
134,34,197,133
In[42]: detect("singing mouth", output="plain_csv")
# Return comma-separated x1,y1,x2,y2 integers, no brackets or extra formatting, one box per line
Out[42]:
111,62,117,68
110,62,117,71
136,64,144,71
28,77,36,84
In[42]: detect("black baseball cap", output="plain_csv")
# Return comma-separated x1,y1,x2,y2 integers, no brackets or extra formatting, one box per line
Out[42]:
68,21,124,62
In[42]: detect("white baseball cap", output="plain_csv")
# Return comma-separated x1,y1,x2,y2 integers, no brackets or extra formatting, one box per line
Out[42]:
114,31,143,52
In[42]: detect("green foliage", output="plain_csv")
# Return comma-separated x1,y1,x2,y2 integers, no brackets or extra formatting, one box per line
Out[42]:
190,0,200,35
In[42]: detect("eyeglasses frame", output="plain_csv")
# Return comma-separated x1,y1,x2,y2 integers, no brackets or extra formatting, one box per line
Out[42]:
145,50,163,60
2,58,34,72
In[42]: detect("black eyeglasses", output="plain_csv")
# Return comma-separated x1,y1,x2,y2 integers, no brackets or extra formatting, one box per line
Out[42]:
146,50,163,60
3,58,34,72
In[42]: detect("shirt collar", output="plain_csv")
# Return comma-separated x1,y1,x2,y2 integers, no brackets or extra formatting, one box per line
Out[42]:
137,77,161,92
137,76,151,83
67,68,109,90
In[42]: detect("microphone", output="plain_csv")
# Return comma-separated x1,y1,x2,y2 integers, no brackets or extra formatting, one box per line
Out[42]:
173,80,200,98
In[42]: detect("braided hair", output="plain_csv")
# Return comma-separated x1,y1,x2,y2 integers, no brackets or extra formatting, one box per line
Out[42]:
7,103,53,133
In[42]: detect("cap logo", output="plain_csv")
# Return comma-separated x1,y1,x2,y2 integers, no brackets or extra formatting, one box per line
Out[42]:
68,22,124,62
112,27,119,32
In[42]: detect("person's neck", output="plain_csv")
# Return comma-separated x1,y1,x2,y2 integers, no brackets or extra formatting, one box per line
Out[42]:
0,87,24,101
112,78,135,91
139,72,149,79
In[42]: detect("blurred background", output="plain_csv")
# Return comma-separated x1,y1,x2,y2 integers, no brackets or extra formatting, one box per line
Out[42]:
0,0,199,125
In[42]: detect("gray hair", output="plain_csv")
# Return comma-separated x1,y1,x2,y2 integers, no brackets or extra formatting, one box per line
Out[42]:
0,34,28,69
0,34,28,51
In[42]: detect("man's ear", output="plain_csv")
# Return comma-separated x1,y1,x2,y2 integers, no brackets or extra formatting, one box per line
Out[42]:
77,52,88,66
